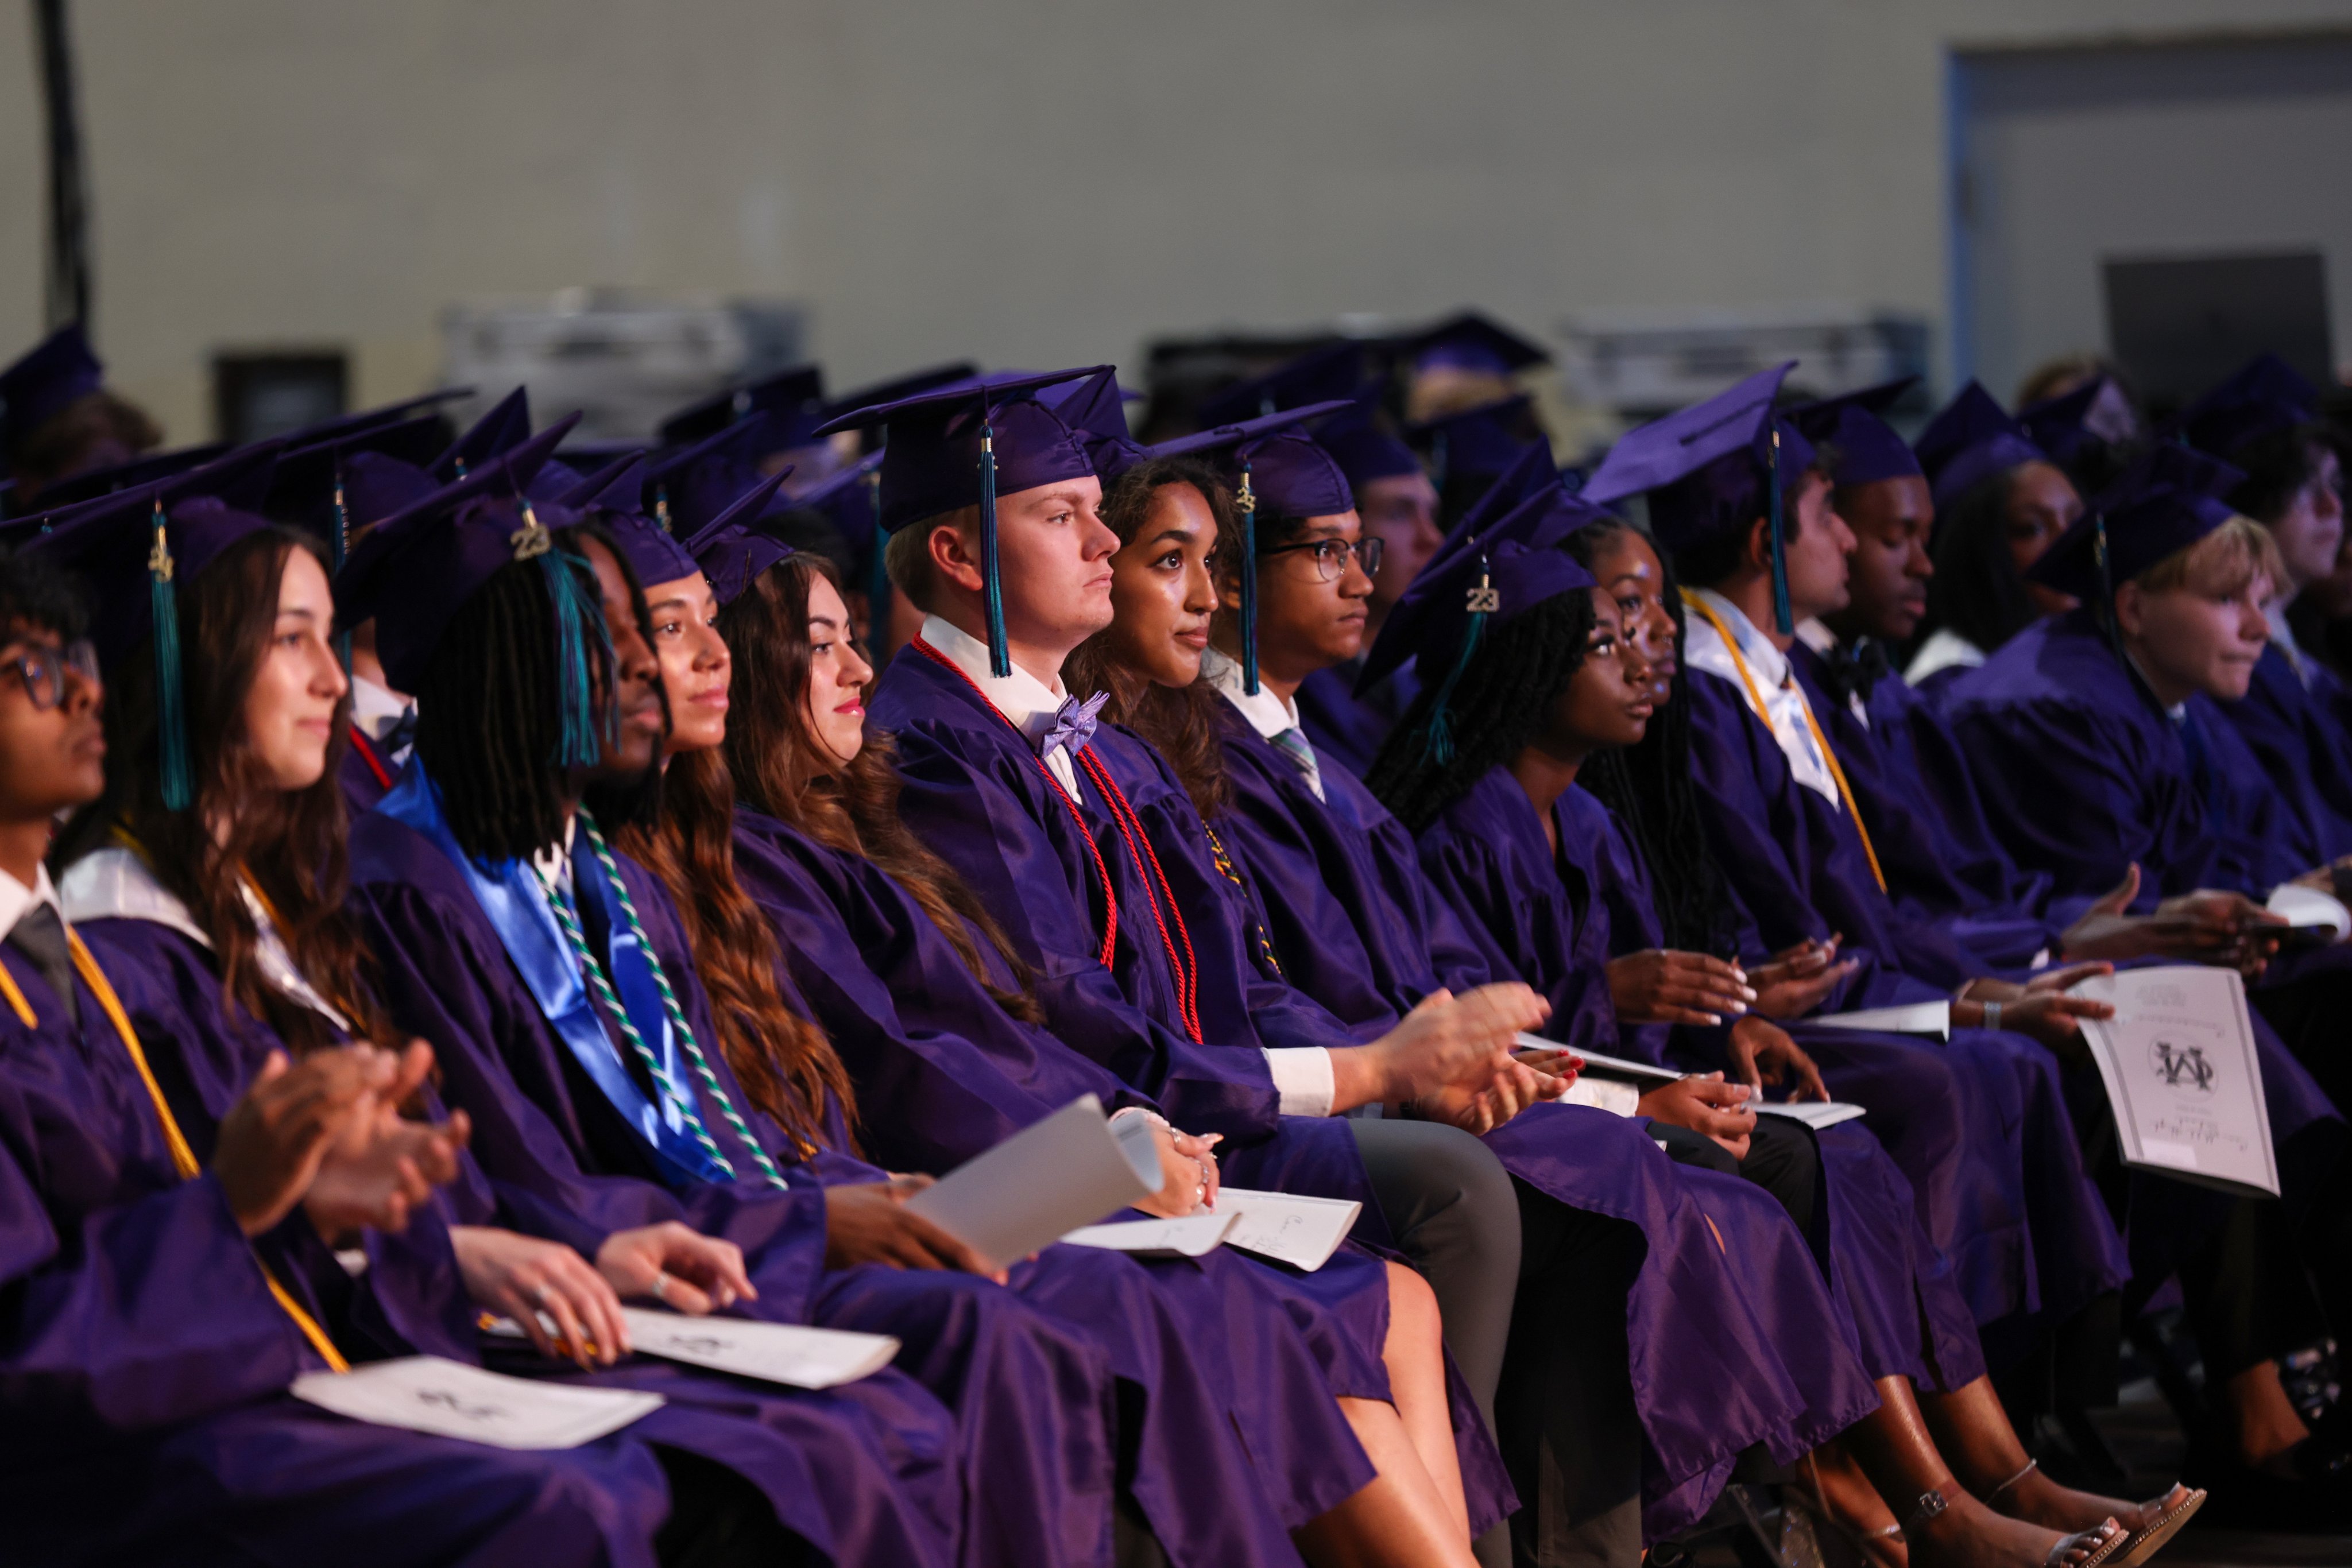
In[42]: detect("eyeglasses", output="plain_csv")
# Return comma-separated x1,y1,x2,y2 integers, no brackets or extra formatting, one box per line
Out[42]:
1260,536,1384,583
7,640,99,711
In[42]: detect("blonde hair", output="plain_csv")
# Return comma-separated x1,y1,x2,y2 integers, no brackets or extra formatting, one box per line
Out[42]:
2136,514,2280,599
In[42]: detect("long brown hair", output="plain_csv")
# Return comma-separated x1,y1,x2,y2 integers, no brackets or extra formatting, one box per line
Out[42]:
1063,456,1235,820
616,744,856,1153
718,553,1045,1024
53,528,392,1052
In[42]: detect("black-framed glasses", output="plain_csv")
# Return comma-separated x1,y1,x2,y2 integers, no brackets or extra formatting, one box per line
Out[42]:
1260,536,1384,583
7,639,99,710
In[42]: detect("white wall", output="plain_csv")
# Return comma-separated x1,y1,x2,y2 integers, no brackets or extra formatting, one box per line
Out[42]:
3,0,2350,441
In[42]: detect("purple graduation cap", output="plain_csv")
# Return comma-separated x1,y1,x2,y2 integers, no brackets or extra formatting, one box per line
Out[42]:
1911,381,2045,510
0,324,105,456
683,469,798,605
431,387,533,482
558,453,702,590
821,362,981,450
1148,408,1354,694
21,443,300,808
795,448,889,614
335,420,589,714
13,441,231,515
1407,310,1552,379
2174,352,2320,464
1389,480,1600,762
1197,342,1376,427
642,412,779,539
1405,394,1538,490
657,364,826,448
1790,377,1923,487
1055,366,1149,480
1584,361,1812,634
2017,375,2140,471
2030,444,2246,604
1312,387,1424,498
813,366,1105,677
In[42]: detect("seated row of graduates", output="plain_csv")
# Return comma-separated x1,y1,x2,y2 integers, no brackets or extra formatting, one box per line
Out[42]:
6,349,2299,1568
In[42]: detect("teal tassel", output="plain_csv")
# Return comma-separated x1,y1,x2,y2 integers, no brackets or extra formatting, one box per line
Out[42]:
1418,553,1496,766
531,512,615,769
2092,514,2121,652
148,500,194,811
1766,425,1793,635
866,462,889,651
1237,457,1260,695
331,467,353,673
978,419,1008,678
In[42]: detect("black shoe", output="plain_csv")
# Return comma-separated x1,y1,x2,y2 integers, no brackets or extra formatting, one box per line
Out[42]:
2186,1437,2352,1533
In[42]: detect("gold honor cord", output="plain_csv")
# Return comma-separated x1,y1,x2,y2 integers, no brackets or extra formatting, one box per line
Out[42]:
0,934,351,1373
1678,591,1887,895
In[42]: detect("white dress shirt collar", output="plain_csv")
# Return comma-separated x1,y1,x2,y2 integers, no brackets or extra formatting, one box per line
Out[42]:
920,613,1085,797
1683,588,1842,807
0,862,63,946
349,674,412,745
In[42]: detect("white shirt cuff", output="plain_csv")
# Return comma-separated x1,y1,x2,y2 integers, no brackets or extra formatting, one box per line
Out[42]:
1262,1047,1336,1118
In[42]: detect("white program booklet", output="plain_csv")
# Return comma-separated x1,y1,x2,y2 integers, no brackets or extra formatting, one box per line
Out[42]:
903,1095,1161,1271
1061,1213,1237,1258
1561,1076,1642,1117
292,1356,663,1450
2072,967,2277,1198
1516,1034,1680,1083
483,1310,899,1390
1810,1001,1951,1040
1213,1187,1360,1271
1756,1101,1869,1130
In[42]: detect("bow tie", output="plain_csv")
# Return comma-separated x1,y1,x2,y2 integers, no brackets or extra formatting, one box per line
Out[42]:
1039,691,1109,760
1820,638,1890,708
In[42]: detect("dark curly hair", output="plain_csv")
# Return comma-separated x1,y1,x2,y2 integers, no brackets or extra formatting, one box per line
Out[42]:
1364,566,1598,834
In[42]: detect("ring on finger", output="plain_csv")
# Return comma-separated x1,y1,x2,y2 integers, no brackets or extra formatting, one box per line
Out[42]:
649,1271,670,1302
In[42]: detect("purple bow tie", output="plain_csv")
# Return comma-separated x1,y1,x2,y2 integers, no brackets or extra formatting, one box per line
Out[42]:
1039,691,1109,760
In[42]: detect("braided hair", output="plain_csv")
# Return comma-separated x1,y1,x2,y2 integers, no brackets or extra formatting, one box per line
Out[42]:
1363,570,1597,834
1566,523,1739,956
411,528,618,864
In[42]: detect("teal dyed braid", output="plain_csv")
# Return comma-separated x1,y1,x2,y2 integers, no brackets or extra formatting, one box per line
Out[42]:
147,499,195,811
528,515,616,770
578,810,790,1189
536,849,742,1182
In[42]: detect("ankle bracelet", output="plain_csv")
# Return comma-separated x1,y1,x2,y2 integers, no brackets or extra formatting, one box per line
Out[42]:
1987,1458,2038,1503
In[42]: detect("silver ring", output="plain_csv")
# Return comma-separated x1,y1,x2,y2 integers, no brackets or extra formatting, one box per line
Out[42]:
533,1283,553,1306
649,1271,670,1302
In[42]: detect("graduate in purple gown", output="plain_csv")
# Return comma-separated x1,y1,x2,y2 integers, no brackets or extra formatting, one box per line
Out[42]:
1043,396,1925,1562
1357,481,2181,1562
0,527,882,1566
602,463,1508,1568
1581,367,2132,1375
327,442,1176,1568
2180,355,2352,868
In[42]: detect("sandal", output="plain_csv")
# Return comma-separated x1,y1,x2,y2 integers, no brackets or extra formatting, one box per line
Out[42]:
1901,1483,2127,1568
1985,1458,2203,1567
1788,1454,1906,1568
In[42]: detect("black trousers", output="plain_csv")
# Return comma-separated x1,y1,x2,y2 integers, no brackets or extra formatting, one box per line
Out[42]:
652,1447,812,1568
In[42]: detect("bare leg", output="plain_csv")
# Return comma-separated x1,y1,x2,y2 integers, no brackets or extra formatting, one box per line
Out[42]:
1382,1261,1471,1538
1291,1397,1479,1568
1839,1376,2122,1568
2222,1360,2312,1471
1922,1376,2195,1537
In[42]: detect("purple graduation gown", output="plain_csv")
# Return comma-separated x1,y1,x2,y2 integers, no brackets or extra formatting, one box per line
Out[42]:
1293,657,1414,781
1793,636,2344,1295
2215,643,2352,871
338,723,399,818
0,932,747,1567
69,912,968,1566
348,807,1163,1568
1682,661,2130,1339
723,804,1516,1546
870,650,1873,1535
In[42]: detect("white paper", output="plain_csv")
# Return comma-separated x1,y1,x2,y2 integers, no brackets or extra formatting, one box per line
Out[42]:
903,1095,1159,1271
1561,1076,1643,1117
1811,1001,1950,1040
1516,1033,1681,1083
1755,1101,1869,1130
2266,881,2350,940
619,1309,897,1389
292,1356,662,1450
2071,967,2278,1198
1061,1213,1237,1258
1213,1187,1360,1272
